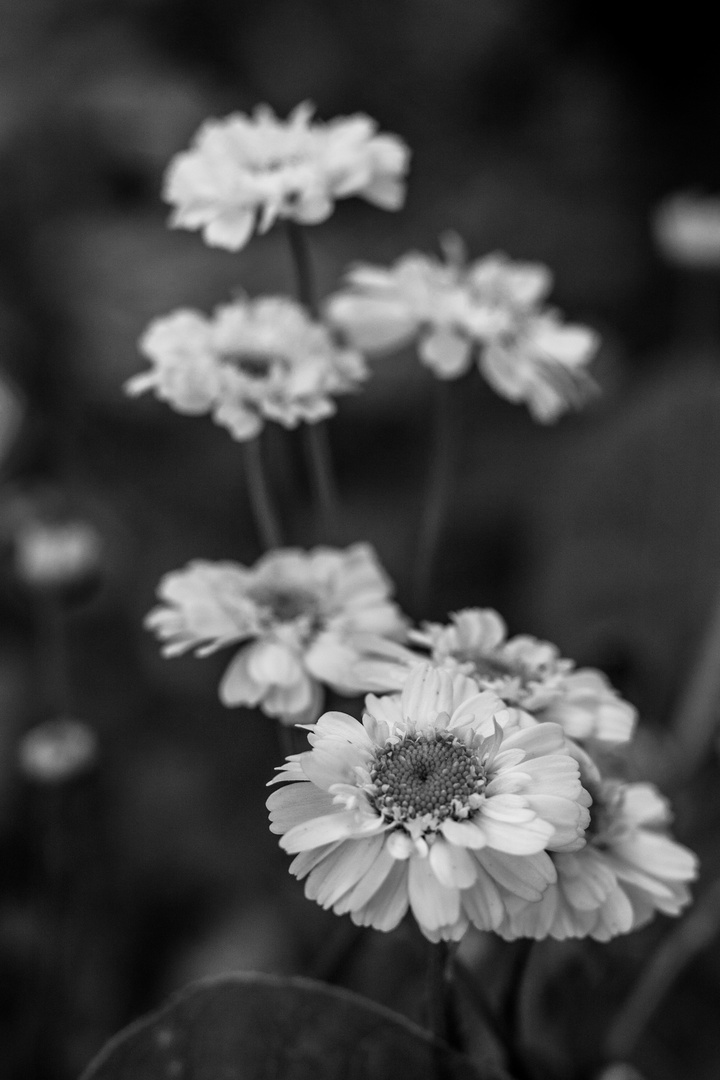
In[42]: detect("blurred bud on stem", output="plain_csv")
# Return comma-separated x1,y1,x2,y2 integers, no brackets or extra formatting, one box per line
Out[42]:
18,717,98,784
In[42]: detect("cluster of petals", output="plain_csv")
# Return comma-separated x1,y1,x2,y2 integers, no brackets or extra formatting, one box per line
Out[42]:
126,296,367,440
267,664,591,941
163,102,410,251
497,749,698,941
326,244,599,422
145,543,409,725
412,608,637,746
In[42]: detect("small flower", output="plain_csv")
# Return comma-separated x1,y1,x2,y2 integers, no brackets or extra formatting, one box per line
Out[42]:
497,751,698,941
413,609,636,745
653,191,720,269
326,242,599,422
146,543,409,725
267,664,590,941
14,519,103,590
163,102,410,250
19,717,98,783
126,297,367,440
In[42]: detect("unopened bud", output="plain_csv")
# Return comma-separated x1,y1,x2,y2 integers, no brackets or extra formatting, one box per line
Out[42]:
15,520,102,589
18,717,97,783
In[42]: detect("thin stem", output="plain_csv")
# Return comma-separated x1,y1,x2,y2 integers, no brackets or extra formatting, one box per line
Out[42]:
286,220,319,316
284,220,342,542
604,877,720,1062
667,573,720,783
243,437,283,550
412,379,457,613
304,423,341,543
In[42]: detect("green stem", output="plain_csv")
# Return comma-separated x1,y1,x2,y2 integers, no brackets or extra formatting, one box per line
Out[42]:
427,940,451,1044
412,379,457,613
243,437,283,550
284,221,341,543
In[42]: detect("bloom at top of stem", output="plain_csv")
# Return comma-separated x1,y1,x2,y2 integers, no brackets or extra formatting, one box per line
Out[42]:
412,608,636,746
126,296,367,440
145,543,410,725
325,241,600,422
163,102,410,251
267,663,591,941
496,746,698,941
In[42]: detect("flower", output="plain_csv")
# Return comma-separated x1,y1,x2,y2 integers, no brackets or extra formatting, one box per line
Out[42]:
413,609,636,745
126,297,367,440
653,191,720,269
146,543,409,725
14,519,103,589
326,243,599,422
497,750,698,941
19,717,98,783
267,664,590,941
163,102,410,250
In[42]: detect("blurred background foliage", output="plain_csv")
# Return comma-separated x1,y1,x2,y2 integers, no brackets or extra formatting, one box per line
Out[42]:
3,2,720,1078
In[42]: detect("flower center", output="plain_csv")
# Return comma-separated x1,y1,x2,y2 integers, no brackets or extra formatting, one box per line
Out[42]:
223,352,277,380
369,732,485,825
249,585,320,626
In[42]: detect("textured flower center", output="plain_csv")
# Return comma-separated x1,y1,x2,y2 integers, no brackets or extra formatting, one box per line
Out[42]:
369,732,485,824
223,352,281,380
249,585,320,626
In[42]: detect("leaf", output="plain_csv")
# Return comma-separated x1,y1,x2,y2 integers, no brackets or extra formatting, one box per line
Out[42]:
81,971,504,1080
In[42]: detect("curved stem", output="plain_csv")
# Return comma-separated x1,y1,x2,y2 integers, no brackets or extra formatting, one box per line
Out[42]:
243,437,283,550
412,379,457,613
286,220,319,317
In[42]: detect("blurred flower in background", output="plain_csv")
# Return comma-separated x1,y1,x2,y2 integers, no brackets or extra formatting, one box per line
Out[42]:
412,608,637,745
146,543,409,725
126,297,368,440
653,192,720,269
163,102,410,250
326,241,600,421
18,716,97,784
14,518,103,591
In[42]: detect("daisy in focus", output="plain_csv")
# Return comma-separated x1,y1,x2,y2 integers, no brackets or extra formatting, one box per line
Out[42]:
267,664,591,941
145,543,409,725
163,102,410,251
326,242,599,422
125,296,367,440
497,749,698,941
413,608,636,745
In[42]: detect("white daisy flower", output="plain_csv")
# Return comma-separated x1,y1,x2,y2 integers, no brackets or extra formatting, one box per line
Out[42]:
653,191,720,269
145,544,409,725
413,609,636,745
326,245,599,422
163,102,410,251
267,664,590,941
126,297,367,440
497,751,698,942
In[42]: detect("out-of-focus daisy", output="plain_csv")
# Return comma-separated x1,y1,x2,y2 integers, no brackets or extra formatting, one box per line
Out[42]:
653,192,720,269
413,608,636,745
146,543,409,725
326,244,599,422
267,664,590,941
14,519,103,590
497,751,698,941
19,717,98,784
126,297,367,440
164,102,410,250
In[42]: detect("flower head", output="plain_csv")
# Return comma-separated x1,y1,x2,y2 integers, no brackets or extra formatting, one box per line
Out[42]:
163,102,410,250
326,242,599,422
126,297,367,440
653,191,720,269
413,609,636,745
497,749,698,941
19,717,98,784
268,664,590,941
146,543,409,725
